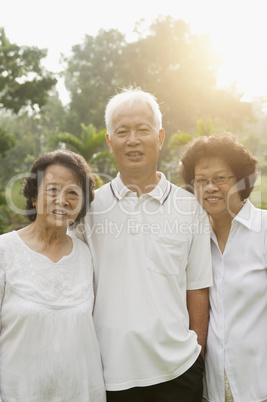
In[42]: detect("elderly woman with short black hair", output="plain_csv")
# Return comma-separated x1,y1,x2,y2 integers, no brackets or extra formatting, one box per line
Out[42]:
0,149,106,401
179,132,267,402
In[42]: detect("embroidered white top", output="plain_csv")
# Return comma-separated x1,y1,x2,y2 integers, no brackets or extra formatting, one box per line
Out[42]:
203,201,267,402
0,231,106,402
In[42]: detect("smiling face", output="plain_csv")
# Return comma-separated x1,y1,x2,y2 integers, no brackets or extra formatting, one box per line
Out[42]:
34,164,83,229
194,157,242,221
106,100,165,186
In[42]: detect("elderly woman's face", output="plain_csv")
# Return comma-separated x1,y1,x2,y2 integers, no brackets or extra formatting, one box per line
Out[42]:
194,157,242,220
33,164,83,229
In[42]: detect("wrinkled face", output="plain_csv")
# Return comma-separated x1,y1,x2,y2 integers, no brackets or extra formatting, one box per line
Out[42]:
106,101,165,182
34,164,83,229
194,157,242,220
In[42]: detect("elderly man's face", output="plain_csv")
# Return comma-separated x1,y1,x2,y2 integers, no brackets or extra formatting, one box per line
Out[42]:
106,101,164,184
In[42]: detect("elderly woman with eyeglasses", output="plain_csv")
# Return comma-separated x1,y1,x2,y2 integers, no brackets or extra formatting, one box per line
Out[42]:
179,132,267,402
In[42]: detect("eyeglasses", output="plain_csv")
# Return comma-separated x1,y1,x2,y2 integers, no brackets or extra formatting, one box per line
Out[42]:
191,175,235,188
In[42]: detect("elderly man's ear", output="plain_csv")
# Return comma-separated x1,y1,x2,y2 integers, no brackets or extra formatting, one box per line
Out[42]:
159,129,165,150
106,133,113,153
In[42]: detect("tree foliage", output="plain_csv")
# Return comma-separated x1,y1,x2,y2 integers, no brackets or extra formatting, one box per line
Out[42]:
51,123,116,185
0,27,57,113
51,123,107,160
167,118,217,164
63,16,254,138
0,127,16,158
197,118,216,137
63,29,127,134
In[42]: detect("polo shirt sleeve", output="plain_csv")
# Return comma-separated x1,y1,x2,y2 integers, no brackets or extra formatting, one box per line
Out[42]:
0,243,6,307
263,214,267,268
186,200,213,290
67,217,88,243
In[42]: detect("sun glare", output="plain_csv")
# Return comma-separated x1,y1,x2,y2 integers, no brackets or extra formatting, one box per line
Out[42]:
199,0,267,101
1,0,266,104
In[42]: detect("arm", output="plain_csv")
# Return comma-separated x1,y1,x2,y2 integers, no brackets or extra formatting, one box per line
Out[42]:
187,287,209,359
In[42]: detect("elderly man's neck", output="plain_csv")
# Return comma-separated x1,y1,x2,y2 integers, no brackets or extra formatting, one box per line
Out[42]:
120,172,161,198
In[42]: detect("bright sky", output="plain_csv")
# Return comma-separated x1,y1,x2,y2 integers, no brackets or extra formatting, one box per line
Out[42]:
1,0,267,105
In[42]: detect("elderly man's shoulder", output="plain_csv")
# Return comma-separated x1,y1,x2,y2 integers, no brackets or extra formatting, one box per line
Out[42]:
170,183,199,203
170,182,195,197
90,181,116,211
169,183,207,217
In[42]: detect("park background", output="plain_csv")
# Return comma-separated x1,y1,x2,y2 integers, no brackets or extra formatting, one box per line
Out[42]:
0,0,267,234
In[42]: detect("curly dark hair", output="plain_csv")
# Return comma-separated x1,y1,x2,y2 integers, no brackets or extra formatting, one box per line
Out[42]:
23,149,95,224
178,132,258,201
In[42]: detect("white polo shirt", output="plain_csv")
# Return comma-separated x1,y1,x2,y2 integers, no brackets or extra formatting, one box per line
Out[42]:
73,172,213,391
203,200,267,402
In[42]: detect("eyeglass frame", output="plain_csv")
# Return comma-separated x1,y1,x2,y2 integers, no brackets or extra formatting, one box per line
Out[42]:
191,175,235,187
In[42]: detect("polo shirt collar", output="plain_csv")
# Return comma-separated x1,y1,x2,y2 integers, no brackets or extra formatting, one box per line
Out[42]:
110,173,131,200
149,172,172,204
110,172,171,204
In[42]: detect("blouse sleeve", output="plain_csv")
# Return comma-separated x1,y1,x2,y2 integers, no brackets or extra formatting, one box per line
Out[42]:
186,199,213,290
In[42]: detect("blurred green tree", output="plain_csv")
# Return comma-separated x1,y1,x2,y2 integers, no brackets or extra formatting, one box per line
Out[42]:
0,27,57,113
197,118,216,137
51,123,107,162
63,16,254,140
51,123,116,183
63,29,127,134
0,127,16,158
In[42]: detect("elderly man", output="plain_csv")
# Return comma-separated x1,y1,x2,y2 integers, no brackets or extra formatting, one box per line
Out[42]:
71,87,213,402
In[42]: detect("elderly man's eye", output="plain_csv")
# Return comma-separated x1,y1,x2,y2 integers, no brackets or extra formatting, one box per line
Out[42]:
117,130,128,135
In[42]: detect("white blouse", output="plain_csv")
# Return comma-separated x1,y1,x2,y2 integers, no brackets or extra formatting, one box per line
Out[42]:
203,201,267,402
0,231,106,402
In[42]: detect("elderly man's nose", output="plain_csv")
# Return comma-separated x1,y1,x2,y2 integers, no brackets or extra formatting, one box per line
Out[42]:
128,130,140,144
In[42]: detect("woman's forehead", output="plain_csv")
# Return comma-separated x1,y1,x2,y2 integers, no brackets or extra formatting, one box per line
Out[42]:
42,164,81,186
195,157,232,172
